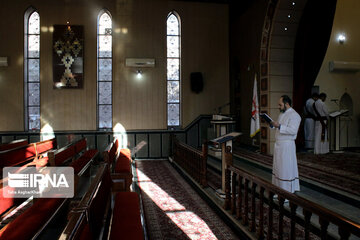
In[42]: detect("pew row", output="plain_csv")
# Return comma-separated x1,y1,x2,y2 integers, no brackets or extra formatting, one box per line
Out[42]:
0,198,67,240
60,163,144,240
0,138,57,217
0,137,97,228
103,138,133,191
0,138,57,169
0,139,28,151
48,137,98,175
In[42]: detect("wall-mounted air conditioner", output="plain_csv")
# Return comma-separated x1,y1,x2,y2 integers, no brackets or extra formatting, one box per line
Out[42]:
125,58,155,68
329,61,360,72
0,57,8,67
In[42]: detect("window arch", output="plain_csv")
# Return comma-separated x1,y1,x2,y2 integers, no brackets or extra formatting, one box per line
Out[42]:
167,11,181,127
24,7,40,131
97,10,113,129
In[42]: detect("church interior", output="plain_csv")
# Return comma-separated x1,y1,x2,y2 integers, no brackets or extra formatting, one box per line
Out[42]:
0,0,359,239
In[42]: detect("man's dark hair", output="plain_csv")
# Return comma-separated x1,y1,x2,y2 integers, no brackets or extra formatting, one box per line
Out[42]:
319,92,327,99
311,92,319,98
281,95,292,106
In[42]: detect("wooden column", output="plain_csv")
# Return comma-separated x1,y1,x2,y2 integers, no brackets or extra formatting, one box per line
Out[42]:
221,145,232,192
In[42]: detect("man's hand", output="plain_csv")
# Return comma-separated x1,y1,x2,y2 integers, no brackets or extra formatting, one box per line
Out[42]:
272,121,280,128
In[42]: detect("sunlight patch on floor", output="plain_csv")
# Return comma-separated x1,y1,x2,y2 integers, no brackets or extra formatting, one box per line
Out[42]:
137,168,218,240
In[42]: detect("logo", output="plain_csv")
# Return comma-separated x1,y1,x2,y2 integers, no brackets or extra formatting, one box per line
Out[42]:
3,167,74,198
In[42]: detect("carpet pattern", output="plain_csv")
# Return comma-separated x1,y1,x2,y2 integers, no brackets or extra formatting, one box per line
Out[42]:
136,160,240,240
233,148,360,196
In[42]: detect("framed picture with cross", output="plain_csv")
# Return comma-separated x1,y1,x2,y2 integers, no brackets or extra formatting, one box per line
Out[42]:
53,25,84,89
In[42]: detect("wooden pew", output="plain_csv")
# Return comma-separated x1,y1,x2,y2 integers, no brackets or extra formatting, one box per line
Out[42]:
0,197,67,240
0,138,57,169
0,138,57,217
59,163,144,240
103,139,133,191
0,139,28,151
48,137,98,175
0,138,95,226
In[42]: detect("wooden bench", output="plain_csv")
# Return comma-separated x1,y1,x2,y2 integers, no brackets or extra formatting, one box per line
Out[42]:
0,138,57,217
0,138,96,225
60,163,144,240
0,197,67,240
0,138,57,169
0,139,28,151
103,139,133,191
48,137,98,175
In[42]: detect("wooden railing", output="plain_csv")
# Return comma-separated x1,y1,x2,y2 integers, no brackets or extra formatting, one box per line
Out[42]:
172,136,208,187
224,160,360,240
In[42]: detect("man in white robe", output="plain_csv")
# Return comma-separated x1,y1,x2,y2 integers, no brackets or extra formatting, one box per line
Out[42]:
304,93,319,149
313,93,329,154
271,95,301,193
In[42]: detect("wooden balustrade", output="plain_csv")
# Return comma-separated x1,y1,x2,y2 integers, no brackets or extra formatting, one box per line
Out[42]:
172,136,207,187
224,162,360,240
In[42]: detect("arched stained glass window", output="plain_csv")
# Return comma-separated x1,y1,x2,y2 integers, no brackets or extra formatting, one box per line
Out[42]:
24,8,40,131
167,12,181,127
97,10,113,129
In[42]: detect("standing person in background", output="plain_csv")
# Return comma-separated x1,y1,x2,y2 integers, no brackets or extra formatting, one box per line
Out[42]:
313,93,330,154
304,93,319,149
271,95,301,193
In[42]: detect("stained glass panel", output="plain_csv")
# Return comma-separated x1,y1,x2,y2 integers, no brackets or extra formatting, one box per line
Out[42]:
25,10,40,131
167,14,179,36
28,107,40,130
28,83,40,105
98,59,112,81
99,105,112,129
99,36,112,58
97,11,112,129
28,12,40,34
167,36,179,58
99,13,112,35
167,81,180,103
28,59,40,82
167,12,180,127
167,58,179,80
99,82,112,104
168,104,180,126
28,35,40,58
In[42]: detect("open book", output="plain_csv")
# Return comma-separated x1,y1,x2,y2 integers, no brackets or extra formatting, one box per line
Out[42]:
260,113,274,124
329,109,348,118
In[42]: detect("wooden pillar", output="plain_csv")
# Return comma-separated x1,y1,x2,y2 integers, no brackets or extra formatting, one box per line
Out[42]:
221,144,232,192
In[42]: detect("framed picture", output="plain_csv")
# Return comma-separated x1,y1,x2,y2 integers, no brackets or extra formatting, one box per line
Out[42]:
53,25,84,88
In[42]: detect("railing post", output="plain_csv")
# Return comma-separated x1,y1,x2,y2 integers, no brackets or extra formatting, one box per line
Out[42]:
257,187,265,239
290,202,298,240
278,197,285,240
249,182,257,232
242,178,249,226
267,191,274,240
200,142,208,187
224,168,231,210
231,172,237,214
236,175,243,220
319,217,329,240
338,228,350,240
303,209,312,240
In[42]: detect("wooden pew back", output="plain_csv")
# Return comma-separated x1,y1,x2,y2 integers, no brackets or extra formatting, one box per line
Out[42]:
60,163,111,240
0,139,28,151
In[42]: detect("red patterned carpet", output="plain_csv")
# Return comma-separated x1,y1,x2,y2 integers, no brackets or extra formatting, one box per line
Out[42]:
233,148,360,196
136,160,240,240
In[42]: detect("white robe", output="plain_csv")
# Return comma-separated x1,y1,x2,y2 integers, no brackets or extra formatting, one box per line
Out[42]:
304,98,316,149
314,99,329,154
272,107,301,193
